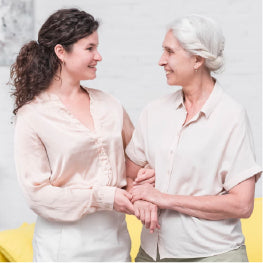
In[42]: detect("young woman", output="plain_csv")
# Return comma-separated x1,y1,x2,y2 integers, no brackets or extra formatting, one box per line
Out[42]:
10,8,142,261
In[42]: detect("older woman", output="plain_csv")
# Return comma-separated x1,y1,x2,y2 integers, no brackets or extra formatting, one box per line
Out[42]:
126,15,261,262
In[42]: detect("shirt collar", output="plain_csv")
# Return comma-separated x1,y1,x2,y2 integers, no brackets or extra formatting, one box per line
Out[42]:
174,89,185,110
174,80,223,118
200,80,223,118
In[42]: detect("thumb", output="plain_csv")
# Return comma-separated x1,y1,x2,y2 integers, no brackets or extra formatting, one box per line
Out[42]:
124,191,132,200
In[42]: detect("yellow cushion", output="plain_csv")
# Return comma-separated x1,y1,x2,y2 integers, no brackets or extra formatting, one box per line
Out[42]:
241,197,262,262
0,253,8,262
0,222,34,262
126,214,143,262
126,197,263,262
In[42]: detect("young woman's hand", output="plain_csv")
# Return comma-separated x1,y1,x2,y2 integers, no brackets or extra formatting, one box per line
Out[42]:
134,168,155,186
134,200,160,233
113,188,134,215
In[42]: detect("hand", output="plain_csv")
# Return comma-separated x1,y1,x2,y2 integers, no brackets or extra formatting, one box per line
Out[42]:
134,200,160,233
134,168,155,186
131,183,162,205
114,188,134,215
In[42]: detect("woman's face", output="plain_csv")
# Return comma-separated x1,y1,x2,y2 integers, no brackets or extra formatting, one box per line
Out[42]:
159,30,196,87
63,31,102,81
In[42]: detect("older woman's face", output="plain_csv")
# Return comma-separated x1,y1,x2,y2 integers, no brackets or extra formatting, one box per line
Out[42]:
159,30,196,87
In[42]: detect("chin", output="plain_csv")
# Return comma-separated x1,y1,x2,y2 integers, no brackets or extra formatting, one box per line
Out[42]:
167,79,176,86
87,74,96,80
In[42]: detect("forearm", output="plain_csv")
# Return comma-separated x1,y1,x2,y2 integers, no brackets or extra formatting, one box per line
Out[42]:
22,183,116,222
125,158,142,192
158,193,252,220
126,176,135,192
131,177,255,220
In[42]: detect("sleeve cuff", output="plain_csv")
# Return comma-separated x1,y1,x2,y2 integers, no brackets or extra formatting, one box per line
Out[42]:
125,143,147,167
92,186,117,210
224,166,262,191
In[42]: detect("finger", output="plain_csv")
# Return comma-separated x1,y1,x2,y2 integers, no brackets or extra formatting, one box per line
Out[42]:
144,210,151,229
131,195,141,203
135,206,140,219
136,170,154,183
124,191,132,200
134,177,155,185
124,199,135,214
126,206,135,215
140,209,145,225
137,168,146,177
135,169,147,183
150,207,158,233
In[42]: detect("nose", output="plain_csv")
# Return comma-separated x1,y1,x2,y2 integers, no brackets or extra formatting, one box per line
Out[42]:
159,52,167,66
95,50,102,61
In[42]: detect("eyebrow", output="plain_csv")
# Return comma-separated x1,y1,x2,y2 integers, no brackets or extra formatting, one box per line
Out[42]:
87,43,99,47
163,46,173,50
163,45,181,51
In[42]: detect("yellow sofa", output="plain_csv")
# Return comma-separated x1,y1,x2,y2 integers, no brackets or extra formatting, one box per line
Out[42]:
0,198,261,262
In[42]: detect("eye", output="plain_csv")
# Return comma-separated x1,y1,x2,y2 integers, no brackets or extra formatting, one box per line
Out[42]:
86,47,94,51
166,49,174,54
163,47,174,55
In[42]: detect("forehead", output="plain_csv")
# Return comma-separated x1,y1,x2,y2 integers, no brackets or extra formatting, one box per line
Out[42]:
75,31,99,46
162,30,181,49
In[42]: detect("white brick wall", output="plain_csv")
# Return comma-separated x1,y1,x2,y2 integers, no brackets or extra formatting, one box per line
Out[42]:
0,0,261,230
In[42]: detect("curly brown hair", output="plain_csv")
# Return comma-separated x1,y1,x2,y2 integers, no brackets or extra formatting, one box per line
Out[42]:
10,8,99,115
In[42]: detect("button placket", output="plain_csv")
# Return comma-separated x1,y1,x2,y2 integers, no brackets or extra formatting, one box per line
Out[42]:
164,109,186,193
95,137,113,185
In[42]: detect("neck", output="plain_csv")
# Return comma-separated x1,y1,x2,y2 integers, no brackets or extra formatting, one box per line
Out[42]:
182,71,215,110
47,73,83,99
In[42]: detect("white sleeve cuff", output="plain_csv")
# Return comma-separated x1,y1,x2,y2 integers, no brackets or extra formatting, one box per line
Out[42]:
92,186,117,210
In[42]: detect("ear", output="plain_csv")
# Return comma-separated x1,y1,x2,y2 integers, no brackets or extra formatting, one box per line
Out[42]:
193,55,205,70
54,44,65,63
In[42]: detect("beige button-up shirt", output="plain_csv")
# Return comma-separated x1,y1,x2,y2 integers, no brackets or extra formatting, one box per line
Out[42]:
126,81,261,259
14,87,134,261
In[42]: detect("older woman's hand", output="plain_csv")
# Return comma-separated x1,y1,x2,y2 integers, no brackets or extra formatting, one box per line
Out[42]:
131,183,162,205
134,168,155,186
134,200,160,233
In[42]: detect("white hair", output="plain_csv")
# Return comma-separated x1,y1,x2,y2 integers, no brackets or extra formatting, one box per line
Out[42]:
168,14,225,73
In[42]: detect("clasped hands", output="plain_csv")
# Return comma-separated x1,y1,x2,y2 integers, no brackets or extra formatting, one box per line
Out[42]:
114,168,161,233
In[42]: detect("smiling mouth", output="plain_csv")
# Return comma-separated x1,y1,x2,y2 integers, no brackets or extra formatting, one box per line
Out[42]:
165,70,173,75
88,66,97,70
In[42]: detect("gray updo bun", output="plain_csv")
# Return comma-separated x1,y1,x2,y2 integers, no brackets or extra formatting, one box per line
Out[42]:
168,14,225,73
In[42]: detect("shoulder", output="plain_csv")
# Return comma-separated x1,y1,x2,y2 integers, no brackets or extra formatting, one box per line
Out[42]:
218,88,246,119
142,90,181,114
86,87,122,108
16,99,38,122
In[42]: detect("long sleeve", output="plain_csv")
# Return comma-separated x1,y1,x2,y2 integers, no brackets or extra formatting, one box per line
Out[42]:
14,114,116,222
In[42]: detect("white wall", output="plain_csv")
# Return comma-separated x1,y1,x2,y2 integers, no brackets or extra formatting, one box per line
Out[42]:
0,0,261,231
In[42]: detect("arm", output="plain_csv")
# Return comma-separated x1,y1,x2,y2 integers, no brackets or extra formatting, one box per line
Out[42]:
122,108,155,190
14,114,133,222
123,107,160,232
126,158,160,232
131,176,256,220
